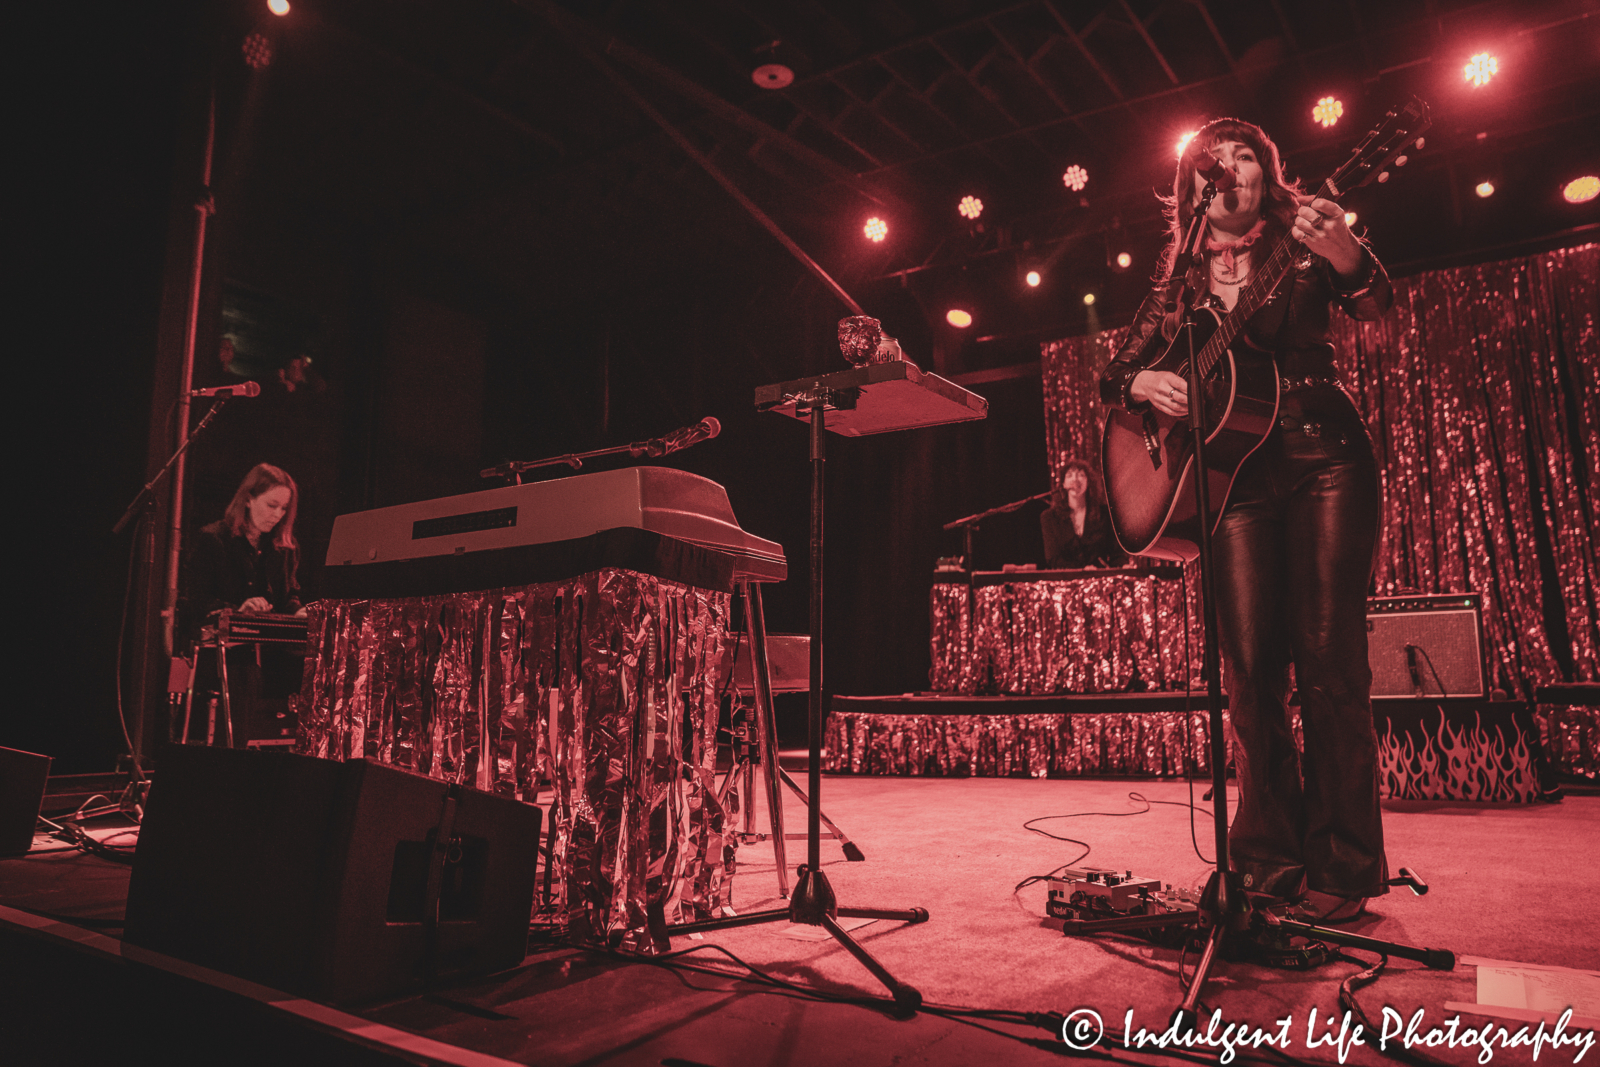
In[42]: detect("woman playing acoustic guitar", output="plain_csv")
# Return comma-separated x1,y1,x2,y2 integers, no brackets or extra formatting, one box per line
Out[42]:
1100,118,1394,923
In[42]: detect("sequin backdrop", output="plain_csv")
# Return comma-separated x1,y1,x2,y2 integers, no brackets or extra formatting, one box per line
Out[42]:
1040,244,1599,777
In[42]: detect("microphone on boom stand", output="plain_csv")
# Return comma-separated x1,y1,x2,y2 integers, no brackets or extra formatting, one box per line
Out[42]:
636,416,721,458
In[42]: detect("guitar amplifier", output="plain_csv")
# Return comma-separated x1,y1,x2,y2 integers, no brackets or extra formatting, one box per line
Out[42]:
1366,593,1486,699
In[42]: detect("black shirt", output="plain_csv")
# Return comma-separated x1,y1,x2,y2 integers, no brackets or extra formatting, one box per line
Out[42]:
181,520,301,643
1040,502,1126,569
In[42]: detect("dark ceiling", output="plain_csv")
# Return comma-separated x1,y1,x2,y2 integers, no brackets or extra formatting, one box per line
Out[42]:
236,0,1600,344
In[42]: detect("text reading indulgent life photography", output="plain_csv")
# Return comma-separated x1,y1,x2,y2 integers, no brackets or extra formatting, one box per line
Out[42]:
1057,1006,1596,1064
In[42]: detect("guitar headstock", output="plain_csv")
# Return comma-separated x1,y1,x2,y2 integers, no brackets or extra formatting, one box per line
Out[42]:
1327,97,1432,196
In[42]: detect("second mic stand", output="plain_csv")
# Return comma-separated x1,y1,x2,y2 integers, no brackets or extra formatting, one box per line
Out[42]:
665,388,928,1013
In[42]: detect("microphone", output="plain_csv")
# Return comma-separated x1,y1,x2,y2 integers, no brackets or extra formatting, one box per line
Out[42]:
648,417,721,458
1193,153,1238,193
189,382,261,397
1405,644,1425,697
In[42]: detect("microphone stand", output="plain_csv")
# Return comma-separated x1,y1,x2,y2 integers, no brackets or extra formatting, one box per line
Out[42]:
109,396,232,806
943,490,1054,626
1064,178,1453,1026
480,428,704,483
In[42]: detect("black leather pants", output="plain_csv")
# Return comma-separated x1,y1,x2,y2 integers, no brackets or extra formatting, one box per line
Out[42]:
1211,420,1388,899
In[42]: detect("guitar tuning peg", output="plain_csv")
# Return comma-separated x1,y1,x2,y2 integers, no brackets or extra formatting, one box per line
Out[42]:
1413,136,1426,150
1377,171,1391,183
1395,155,1409,166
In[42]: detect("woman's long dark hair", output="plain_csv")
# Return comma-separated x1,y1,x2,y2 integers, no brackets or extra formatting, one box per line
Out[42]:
1158,117,1303,279
1054,457,1106,509
223,463,299,550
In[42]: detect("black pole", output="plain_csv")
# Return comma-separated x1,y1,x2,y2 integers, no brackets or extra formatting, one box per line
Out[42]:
807,395,825,872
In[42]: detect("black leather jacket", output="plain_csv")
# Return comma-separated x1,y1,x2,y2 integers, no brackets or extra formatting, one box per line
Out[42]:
1099,242,1393,427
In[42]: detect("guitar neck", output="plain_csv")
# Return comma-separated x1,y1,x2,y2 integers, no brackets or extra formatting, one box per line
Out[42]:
1197,178,1335,376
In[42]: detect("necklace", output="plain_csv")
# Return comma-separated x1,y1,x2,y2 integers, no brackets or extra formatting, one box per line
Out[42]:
1210,254,1251,285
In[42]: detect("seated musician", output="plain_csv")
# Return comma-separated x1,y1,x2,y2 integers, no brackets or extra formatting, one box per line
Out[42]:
180,463,304,744
1040,458,1127,569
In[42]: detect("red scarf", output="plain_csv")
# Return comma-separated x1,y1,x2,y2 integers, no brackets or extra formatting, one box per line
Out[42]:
1205,216,1267,276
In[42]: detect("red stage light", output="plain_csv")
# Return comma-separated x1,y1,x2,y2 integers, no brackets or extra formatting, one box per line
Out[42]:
946,309,973,328
1464,52,1498,87
863,217,888,243
958,195,984,220
1115,252,1132,269
267,0,290,14
242,31,273,68
1563,176,1600,204
1062,166,1088,192
1313,97,1343,128
1025,271,1042,288
1475,182,1495,199
1175,131,1198,159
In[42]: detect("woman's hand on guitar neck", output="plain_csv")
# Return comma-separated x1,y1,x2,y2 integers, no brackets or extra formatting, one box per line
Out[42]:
1292,196,1364,279
1131,370,1189,417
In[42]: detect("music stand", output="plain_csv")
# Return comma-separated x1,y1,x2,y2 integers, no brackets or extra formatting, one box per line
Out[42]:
665,360,986,1012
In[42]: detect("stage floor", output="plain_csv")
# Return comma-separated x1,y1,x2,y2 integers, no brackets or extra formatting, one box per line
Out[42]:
4,771,1597,1067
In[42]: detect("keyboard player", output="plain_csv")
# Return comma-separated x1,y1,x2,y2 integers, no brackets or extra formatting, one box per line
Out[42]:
179,463,306,745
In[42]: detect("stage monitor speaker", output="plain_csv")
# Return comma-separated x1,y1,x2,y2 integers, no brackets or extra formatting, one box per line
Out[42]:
0,747,52,856
1367,593,1486,699
124,745,541,1003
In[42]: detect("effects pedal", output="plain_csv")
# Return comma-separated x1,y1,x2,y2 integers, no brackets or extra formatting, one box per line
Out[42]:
1046,868,1200,946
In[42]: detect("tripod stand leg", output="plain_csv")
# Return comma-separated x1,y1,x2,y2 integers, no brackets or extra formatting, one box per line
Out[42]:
742,580,790,898
819,912,922,1013
778,767,864,860
1173,917,1225,1034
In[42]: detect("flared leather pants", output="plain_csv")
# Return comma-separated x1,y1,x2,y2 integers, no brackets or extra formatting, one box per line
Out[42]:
1211,419,1388,900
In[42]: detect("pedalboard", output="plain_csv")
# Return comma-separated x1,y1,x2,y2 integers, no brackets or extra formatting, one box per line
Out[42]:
1046,868,1199,924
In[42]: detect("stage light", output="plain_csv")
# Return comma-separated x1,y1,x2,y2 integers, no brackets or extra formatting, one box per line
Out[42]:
267,0,290,14
1082,293,1096,307
1313,97,1343,128
946,309,973,328
1025,271,1042,287
1175,131,1198,159
1563,176,1600,204
958,195,984,220
1464,52,1498,87
242,31,273,68
1475,182,1495,199
1062,166,1088,191
863,217,888,243
1345,212,1357,226
1116,252,1132,269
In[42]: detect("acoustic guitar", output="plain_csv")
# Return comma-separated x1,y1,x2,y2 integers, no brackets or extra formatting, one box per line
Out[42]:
1101,98,1430,562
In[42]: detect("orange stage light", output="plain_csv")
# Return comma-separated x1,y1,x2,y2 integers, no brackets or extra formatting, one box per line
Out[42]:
1475,182,1495,199
268,0,290,14
1082,293,1096,307
946,309,973,328
1175,131,1198,159
1115,252,1132,269
1062,166,1088,192
1025,271,1041,288
1563,176,1599,204
958,195,984,220
863,217,888,243
1313,97,1343,128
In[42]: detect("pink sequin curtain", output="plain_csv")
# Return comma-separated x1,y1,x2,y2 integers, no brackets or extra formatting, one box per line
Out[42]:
1040,244,1600,776
297,572,735,949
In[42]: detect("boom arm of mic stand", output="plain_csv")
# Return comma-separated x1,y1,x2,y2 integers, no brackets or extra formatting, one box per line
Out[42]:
941,489,1054,531
112,398,231,536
